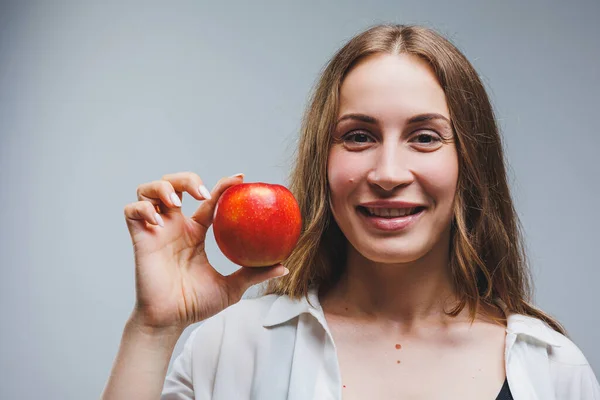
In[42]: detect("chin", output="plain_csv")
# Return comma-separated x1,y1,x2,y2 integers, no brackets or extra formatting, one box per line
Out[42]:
351,238,432,264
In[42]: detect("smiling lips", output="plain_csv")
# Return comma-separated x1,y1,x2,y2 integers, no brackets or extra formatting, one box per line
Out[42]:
357,201,427,231
363,207,422,217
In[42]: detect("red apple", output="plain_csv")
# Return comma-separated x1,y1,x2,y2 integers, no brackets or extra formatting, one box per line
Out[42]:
213,182,302,267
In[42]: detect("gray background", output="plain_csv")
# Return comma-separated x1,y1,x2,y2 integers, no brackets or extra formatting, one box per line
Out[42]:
1,1,598,398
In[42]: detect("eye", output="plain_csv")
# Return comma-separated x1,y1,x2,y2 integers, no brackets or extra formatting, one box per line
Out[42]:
341,131,376,148
411,131,443,146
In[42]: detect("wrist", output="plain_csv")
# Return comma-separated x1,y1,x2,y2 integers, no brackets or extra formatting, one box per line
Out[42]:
125,313,186,340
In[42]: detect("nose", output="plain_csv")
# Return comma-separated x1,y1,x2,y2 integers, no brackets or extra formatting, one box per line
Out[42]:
367,143,414,192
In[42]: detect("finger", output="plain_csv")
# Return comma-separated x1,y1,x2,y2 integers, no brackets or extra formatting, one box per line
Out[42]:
190,173,244,229
161,171,212,202
124,201,164,231
225,263,289,300
136,180,181,214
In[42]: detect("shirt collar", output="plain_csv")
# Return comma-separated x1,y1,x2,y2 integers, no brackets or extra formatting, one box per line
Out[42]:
264,288,562,347
497,298,562,347
263,286,321,327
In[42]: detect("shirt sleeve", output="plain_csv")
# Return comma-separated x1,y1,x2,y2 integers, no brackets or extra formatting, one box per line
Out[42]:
160,315,226,400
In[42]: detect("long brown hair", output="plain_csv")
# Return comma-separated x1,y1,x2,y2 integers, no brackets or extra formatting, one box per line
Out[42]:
263,24,565,334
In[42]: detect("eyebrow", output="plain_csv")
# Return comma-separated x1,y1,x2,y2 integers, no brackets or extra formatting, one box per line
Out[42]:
336,113,451,125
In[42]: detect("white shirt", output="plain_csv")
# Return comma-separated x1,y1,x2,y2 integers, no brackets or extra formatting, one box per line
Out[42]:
161,287,600,399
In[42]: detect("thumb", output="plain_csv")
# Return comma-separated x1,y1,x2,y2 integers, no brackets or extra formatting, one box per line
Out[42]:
191,174,244,228
226,263,289,299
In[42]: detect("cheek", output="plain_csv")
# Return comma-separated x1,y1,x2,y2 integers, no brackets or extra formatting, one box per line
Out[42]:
327,148,364,198
416,153,459,203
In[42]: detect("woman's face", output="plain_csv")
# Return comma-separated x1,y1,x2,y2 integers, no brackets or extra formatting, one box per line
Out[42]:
327,53,459,264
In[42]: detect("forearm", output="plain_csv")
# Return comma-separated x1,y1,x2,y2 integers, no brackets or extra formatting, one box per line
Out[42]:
101,318,185,400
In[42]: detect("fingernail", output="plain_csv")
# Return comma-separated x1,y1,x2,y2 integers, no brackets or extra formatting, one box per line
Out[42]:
282,267,289,276
154,213,164,227
230,173,244,179
198,185,212,200
170,192,182,207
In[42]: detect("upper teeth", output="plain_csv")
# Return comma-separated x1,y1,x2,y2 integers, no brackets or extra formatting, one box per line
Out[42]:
367,207,416,217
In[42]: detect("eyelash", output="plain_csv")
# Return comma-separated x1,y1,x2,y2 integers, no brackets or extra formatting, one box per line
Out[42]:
341,130,443,147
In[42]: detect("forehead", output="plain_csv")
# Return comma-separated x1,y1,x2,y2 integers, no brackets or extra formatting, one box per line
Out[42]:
338,53,450,121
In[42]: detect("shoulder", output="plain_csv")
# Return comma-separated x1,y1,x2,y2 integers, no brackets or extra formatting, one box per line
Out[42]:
165,295,283,389
508,313,590,366
188,293,281,345
507,313,600,397
542,329,600,397
164,294,300,397
545,329,591,367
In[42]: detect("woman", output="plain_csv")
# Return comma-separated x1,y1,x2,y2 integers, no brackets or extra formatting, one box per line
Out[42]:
102,24,600,399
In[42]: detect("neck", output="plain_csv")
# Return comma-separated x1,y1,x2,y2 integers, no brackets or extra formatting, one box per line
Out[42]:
321,233,467,327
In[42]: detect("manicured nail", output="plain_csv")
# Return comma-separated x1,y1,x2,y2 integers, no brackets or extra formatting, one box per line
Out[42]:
198,185,212,200
154,213,164,227
170,192,182,207
282,267,289,276
230,173,244,179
